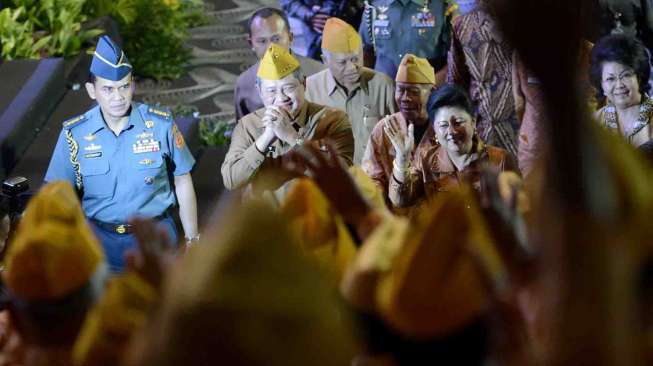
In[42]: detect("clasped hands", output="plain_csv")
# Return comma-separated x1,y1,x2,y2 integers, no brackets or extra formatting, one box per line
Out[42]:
261,105,299,145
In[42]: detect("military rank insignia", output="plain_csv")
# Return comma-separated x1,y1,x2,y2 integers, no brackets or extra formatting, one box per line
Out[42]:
412,2,436,33
172,124,185,149
148,107,171,119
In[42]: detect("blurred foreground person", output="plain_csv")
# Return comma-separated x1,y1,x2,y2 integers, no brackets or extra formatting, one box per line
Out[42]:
494,0,653,363
281,143,533,365
235,7,325,120
386,85,516,208
222,43,354,194
362,54,437,208
306,17,396,164
126,198,360,366
592,34,653,146
279,165,388,281
1,181,107,366
513,41,595,177
72,216,176,366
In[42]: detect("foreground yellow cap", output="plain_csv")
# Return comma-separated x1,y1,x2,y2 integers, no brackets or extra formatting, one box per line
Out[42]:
281,178,357,281
395,54,435,84
257,43,301,80
376,185,504,339
3,181,103,301
322,17,362,53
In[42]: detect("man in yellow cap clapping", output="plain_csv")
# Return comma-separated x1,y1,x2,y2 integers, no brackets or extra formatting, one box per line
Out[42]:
306,17,396,165
361,54,437,208
221,43,354,192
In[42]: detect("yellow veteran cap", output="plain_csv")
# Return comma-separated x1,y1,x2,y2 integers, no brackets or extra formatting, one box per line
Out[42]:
395,54,435,85
322,17,362,53
3,181,104,301
257,43,301,80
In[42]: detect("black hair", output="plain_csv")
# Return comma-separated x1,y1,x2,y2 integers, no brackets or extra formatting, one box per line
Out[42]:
427,84,475,124
590,34,651,99
247,7,291,37
88,72,96,84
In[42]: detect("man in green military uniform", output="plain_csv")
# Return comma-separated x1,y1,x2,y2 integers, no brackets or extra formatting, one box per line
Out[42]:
359,0,451,81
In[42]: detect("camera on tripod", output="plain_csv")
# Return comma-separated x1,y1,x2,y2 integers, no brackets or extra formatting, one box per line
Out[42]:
1,176,29,219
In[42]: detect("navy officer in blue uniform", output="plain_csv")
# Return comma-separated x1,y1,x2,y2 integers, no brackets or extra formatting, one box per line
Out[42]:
45,35,199,272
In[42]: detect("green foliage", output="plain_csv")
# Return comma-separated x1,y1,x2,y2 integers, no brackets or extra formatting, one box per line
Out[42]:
0,7,48,59
200,117,233,147
1,0,103,59
85,0,207,80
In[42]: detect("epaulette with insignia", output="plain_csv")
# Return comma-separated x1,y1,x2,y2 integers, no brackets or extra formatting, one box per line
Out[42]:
62,114,87,129
148,106,172,120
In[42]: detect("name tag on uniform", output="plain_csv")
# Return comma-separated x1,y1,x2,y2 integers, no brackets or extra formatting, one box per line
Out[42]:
136,132,154,139
374,19,389,27
133,139,161,154
84,152,102,159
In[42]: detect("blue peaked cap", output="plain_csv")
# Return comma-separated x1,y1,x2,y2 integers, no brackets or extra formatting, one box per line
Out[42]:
90,35,132,81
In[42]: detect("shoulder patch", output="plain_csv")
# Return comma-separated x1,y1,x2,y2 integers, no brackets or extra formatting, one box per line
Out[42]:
148,107,172,120
62,114,87,129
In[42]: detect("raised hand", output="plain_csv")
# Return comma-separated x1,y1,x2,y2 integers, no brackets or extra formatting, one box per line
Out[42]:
281,141,372,228
384,116,414,165
125,217,177,290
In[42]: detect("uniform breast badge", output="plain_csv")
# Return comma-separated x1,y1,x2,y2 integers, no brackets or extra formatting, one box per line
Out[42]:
84,143,102,152
374,5,391,39
83,133,97,142
84,143,103,159
133,139,161,154
412,0,435,35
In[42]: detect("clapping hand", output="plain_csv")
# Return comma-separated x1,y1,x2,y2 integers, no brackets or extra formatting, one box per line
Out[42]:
281,141,372,227
384,116,414,165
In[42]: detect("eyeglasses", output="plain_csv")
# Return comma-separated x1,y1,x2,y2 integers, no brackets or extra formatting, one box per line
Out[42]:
602,71,637,85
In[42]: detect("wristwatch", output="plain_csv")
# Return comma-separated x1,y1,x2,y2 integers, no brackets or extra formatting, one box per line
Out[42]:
293,138,305,147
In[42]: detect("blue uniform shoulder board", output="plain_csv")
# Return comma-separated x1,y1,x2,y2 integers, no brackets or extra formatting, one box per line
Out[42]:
62,114,87,129
148,106,172,120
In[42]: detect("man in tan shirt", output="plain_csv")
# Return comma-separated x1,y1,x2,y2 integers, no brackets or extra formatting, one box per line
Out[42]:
234,7,325,121
306,17,396,165
222,44,354,192
361,54,438,207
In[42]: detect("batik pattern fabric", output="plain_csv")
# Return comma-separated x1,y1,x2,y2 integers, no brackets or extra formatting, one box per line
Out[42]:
446,8,518,156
